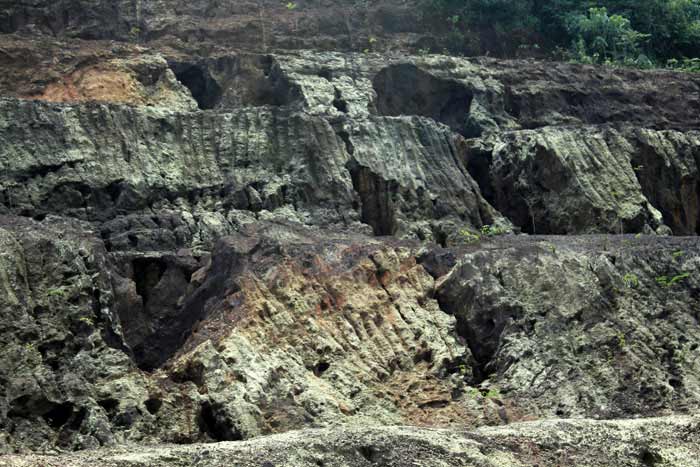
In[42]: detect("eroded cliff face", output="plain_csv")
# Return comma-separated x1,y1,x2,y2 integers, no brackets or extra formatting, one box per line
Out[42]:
1,1,700,465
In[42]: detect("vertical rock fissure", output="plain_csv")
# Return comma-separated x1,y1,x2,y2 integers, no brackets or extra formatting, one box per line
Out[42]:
198,401,243,442
171,63,222,110
120,257,206,372
453,315,498,385
346,160,397,236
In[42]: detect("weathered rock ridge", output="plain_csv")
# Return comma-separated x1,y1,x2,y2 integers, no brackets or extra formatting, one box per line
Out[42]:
1,217,699,454
1,1,700,464
3,417,700,467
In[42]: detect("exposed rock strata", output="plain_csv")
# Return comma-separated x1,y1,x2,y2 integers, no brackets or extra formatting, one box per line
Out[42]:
2,417,699,467
1,1,700,461
463,125,700,235
1,40,699,235
1,216,699,453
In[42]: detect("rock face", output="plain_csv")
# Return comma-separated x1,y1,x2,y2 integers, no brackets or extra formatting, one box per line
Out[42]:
436,235,700,419
1,218,699,454
464,126,687,235
1,0,700,463
3,417,700,467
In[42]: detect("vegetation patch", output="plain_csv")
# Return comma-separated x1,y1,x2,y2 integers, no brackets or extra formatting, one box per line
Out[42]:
419,0,700,70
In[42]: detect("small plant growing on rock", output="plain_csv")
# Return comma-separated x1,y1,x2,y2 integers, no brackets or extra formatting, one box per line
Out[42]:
656,273,690,288
480,224,508,237
656,275,670,287
363,36,377,54
285,1,297,9
667,57,700,73
466,387,481,399
129,26,141,43
670,272,691,285
47,288,66,298
78,316,95,326
459,228,481,244
622,273,639,288
541,241,557,254
616,332,627,349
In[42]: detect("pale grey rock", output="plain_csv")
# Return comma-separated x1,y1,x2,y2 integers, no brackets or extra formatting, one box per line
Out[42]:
464,125,700,235
436,235,700,419
1,416,698,467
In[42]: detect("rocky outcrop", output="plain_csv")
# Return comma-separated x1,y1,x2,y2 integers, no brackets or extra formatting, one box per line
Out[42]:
1,216,699,453
436,235,700,419
2,38,699,236
2,417,699,467
1,0,700,461
0,96,503,246
464,125,700,235
0,216,136,451
0,0,425,54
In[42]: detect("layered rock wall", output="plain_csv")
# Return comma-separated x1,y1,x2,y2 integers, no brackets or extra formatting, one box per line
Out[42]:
1,1,700,463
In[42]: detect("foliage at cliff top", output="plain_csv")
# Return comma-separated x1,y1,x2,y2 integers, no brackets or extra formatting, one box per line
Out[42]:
421,0,700,69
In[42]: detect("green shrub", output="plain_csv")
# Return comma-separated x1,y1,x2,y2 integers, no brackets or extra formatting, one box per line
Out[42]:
566,7,649,65
418,0,700,67
622,273,639,288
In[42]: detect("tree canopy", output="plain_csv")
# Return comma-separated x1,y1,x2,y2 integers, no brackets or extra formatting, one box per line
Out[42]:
420,0,700,68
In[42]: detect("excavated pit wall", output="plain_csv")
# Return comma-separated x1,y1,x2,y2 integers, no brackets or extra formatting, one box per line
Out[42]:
0,7,699,464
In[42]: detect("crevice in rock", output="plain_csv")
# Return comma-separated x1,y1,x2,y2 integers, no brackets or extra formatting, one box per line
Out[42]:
346,160,397,236
42,402,74,429
198,401,243,442
170,55,303,110
114,256,203,372
332,88,348,113
464,146,495,204
452,315,497,385
432,229,449,248
145,397,163,415
436,285,522,385
416,248,458,280
8,396,83,434
113,409,136,428
171,360,206,387
132,258,167,308
357,445,379,463
318,68,334,81
630,141,699,235
171,63,223,110
98,398,119,416
413,349,433,364
640,448,662,466
313,361,330,376
373,63,473,135
503,86,521,119
336,129,355,156
67,407,87,431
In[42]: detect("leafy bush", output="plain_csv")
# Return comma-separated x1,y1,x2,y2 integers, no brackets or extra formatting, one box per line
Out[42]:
566,7,649,65
667,57,700,72
418,0,700,68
